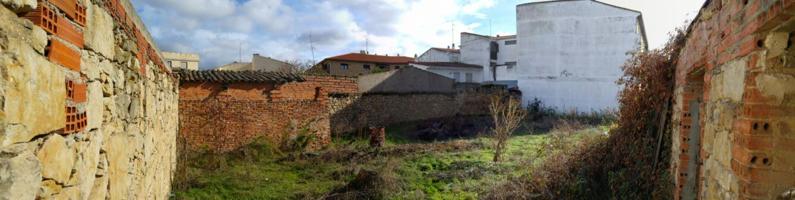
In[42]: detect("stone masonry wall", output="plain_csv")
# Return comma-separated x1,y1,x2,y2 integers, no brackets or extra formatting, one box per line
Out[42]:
0,0,178,199
329,89,494,134
671,0,795,199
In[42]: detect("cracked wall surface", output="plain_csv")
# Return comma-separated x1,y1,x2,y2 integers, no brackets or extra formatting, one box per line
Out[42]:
672,0,795,199
0,0,178,199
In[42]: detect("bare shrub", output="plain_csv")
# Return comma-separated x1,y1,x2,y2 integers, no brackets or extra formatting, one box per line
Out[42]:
490,94,527,162
485,26,687,199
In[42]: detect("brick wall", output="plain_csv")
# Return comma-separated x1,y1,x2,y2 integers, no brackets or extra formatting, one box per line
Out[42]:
671,1,795,199
178,76,356,152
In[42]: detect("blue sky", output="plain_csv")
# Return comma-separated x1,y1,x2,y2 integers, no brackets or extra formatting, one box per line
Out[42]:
131,0,703,69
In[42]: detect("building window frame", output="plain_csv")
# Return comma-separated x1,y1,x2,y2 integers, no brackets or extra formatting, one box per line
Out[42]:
505,40,517,45
340,63,349,70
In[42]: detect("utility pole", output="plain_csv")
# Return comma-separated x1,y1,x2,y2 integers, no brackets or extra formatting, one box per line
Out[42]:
365,32,369,54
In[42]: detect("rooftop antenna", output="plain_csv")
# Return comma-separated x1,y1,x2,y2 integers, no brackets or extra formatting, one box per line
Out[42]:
489,18,492,36
238,41,242,63
451,22,455,49
309,32,316,65
365,32,369,54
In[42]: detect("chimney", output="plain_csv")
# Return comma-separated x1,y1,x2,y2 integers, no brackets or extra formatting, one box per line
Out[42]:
253,53,260,57
397,53,400,56
360,50,366,54
447,45,450,49
452,43,456,49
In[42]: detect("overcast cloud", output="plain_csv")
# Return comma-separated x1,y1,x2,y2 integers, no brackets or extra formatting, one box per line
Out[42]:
132,0,703,69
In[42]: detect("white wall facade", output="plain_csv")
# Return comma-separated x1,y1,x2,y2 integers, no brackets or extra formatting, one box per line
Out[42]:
417,49,460,62
411,64,483,83
504,0,645,112
460,33,494,82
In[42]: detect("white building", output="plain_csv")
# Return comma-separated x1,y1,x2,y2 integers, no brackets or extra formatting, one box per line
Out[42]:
410,62,483,83
456,0,647,112
162,52,200,70
417,47,460,62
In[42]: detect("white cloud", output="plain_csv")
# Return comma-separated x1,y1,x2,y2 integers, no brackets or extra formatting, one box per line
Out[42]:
132,0,496,69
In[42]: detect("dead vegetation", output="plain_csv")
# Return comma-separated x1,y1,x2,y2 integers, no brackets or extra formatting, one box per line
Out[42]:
490,94,527,162
483,28,687,200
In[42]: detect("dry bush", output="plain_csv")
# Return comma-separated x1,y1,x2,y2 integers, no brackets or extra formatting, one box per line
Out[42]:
485,27,687,199
490,94,527,162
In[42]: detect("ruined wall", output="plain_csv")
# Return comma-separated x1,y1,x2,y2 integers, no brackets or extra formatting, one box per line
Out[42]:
178,76,356,152
671,1,795,199
329,89,494,134
0,0,178,199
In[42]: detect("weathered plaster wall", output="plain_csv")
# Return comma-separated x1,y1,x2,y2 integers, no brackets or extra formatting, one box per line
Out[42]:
671,0,795,199
329,89,496,134
460,33,493,82
357,67,457,93
511,0,645,111
0,0,178,199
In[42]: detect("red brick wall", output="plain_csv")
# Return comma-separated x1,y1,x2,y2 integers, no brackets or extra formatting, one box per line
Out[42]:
178,76,357,152
672,1,795,199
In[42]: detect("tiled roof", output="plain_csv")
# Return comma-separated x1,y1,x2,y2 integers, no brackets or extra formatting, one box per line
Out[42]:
411,62,483,69
176,69,304,83
325,53,414,64
430,47,460,53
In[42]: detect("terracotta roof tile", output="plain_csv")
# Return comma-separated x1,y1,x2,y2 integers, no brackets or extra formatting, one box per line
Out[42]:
176,69,304,83
326,53,414,64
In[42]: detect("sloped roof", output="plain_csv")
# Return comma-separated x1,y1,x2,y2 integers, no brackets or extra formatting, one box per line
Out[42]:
325,53,414,64
430,47,461,53
176,69,304,83
411,62,482,69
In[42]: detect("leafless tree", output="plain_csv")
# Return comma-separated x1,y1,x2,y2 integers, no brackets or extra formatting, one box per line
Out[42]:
282,59,315,73
490,94,526,162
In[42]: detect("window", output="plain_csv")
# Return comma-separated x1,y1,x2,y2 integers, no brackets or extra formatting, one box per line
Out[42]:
394,66,401,69
181,62,188,69
465,73,473,82
452,72,461,82
167,61,173,67
363,64,371,70
504,40,517,45
378,64,387,69
340,63,349,70
322,64,330,71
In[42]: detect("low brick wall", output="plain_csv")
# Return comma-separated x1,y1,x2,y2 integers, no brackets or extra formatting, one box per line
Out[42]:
178,75,356,153
180,99,329,152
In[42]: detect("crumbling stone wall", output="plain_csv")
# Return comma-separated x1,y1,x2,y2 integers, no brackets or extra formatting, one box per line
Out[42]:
671,0,795,199
329,88,494,134
0,0,178,199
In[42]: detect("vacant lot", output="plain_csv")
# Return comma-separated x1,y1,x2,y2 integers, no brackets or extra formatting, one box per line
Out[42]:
173,121,609,200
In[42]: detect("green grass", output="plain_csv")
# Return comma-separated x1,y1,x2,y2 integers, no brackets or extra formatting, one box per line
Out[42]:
173,125,607,200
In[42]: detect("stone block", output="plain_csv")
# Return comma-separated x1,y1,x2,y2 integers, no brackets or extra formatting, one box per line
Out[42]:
0,0,35,14
85,5,114,59
0,143,40,200
1,37,66,146
36,134,75,183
